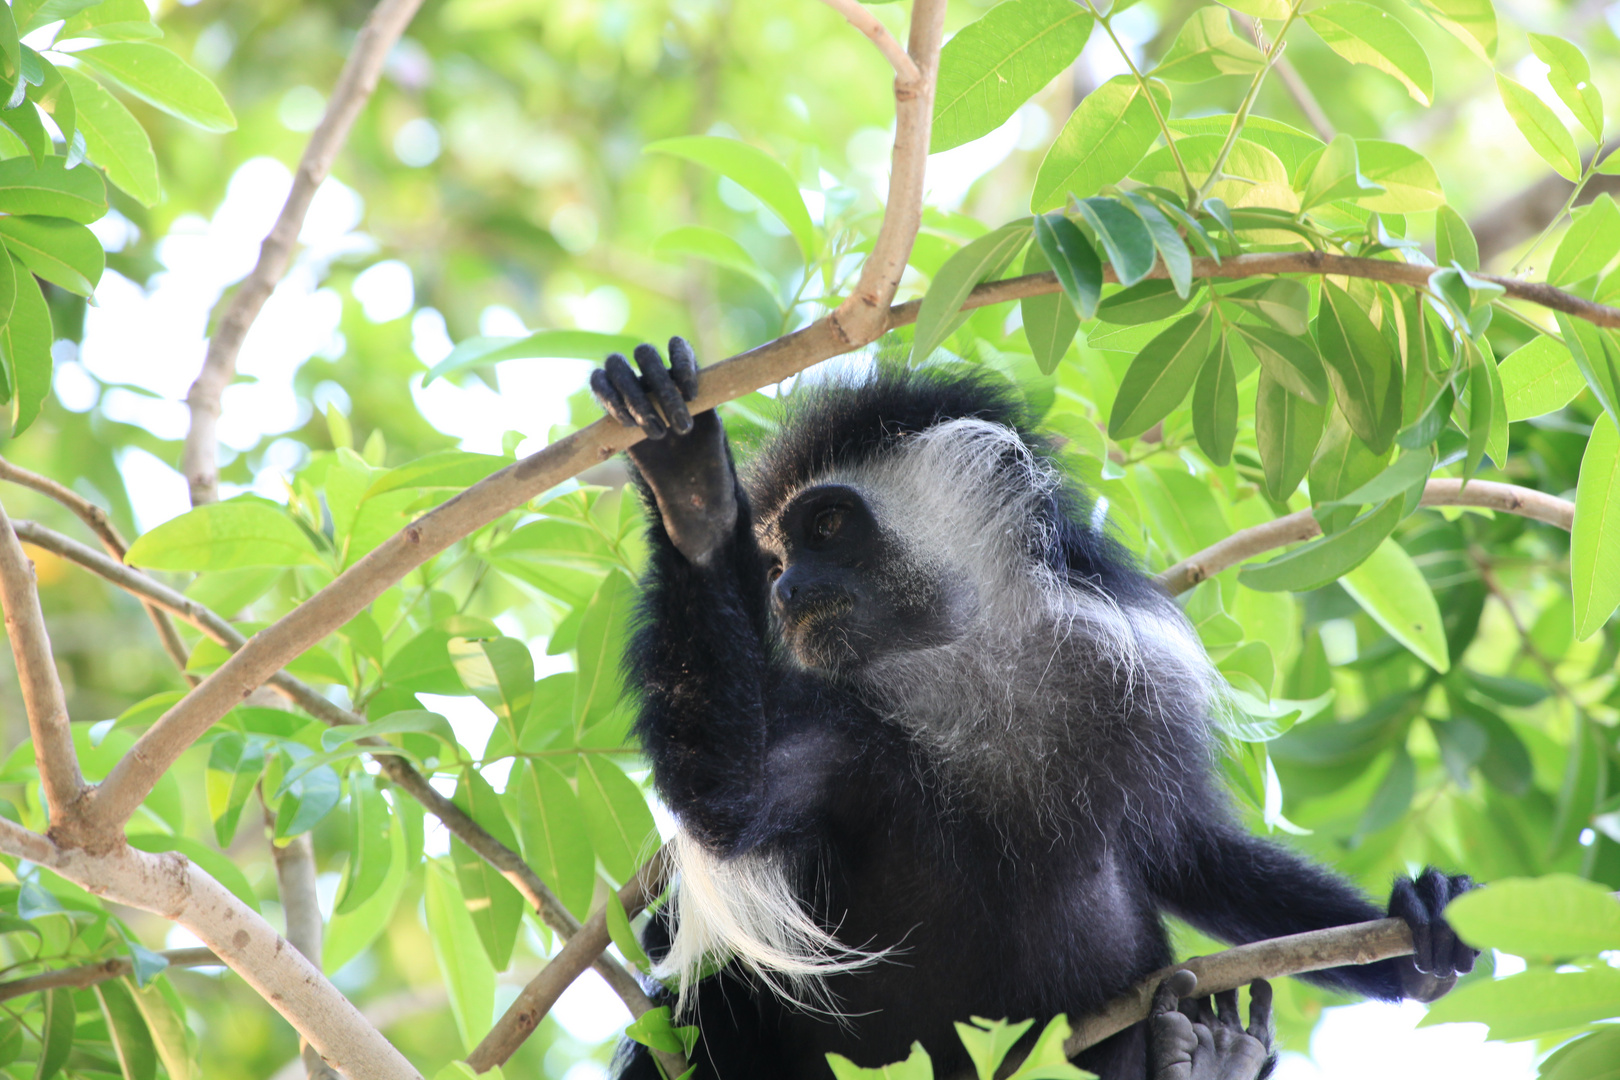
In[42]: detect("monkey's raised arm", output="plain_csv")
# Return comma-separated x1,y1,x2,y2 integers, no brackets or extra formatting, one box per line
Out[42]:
592,340,860,855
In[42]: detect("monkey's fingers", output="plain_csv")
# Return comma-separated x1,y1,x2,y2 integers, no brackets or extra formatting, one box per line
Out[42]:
1245,979,1273,1045
635,343,695,436
601,353,668,439
590,368,635,428
1390,874,1437,973
1213,988,1242,1032
668,336,700,401
1153,970,1198,1017
1196,995,1218,1030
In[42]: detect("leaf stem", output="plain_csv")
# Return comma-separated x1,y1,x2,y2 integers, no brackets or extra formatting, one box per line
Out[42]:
1192,0,1307,211
1087,2,1194,204
1510,155,1599,275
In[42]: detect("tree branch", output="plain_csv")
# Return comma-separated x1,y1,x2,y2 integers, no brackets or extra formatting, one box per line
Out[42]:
467,849,673,1074
815,0,919,82
179,0,426,505
0,817,421,1080
1157,479,1577,595
1230,12,1334,143
0,947,220,1003
269,820,343,1080
0,496,84,829
1472,141,1620,266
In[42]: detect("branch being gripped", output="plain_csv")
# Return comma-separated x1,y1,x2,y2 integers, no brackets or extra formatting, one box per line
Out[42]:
0,818,421,1080
179,0,425,506
0,947,220,1003
815,0,919,82
828,0,946,347
0,496,84,827
7,519,663,1024
1157,479,1577,596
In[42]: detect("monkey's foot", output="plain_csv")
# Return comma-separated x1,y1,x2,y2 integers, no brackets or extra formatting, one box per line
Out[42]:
1149,971,1273,1080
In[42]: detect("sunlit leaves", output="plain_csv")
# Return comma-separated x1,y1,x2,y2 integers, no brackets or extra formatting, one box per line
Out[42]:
1571,413,1620,641
1446,874,1620,958
932,0,1093,153
646,135,815,258
1434,204,1479,271
126,497,325,570
1239,498,1402,592
1355,141,1445,212
59,66,159,206
425,859,495,1053
910,219,1030,362
1299,134,1384,210
1152,7,1264,83
0,156,104,223
1495,74,1580,182
1420,967,1620,1042
0,216,101,295
1527,34,1602,142
513,760,595,919
1500,336,1585,421
1031,75,1169,211
576,756,658,885
1305,2,1434,107
1409,0,1497,62
69,43,236,132
1339,538,1450,672
1548,194,1620,287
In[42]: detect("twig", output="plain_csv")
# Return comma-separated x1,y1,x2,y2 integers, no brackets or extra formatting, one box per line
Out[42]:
0,496,84,829
86,251,1620,834
179,0,426,505
1156,479,1576,595
828,0,946,347
1193,0,1306,210
1471,143,1620,266
7,519,663,1025
1089,1,1195,203
0,947,221,1003
467,849,673,1074
815,0,919,82
1231,12,1333,142
0,817,423,1080
269,820,342,1080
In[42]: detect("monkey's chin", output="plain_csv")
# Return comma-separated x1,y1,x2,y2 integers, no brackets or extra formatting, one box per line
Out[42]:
777,619,863,674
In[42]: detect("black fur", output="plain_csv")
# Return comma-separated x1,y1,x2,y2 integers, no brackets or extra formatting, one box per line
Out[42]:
602,359,1475,1080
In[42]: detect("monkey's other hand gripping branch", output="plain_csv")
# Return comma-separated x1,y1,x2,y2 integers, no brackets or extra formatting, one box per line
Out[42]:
591,336,738,566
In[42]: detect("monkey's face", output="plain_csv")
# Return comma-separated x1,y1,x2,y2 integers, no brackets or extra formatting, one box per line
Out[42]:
761,483,968,672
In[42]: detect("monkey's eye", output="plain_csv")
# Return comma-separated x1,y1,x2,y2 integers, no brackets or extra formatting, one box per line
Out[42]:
767,563,783,583
811,507,845,543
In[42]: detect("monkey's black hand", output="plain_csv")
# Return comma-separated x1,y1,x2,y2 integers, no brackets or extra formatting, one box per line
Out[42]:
1150,971,1273,1080
1388,868,1479,1002
590,337,738,565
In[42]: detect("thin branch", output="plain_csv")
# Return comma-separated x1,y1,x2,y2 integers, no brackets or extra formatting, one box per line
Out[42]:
7,519,663,1024
815,0,919,82
269,820,342,1080
467,849,673,1074
86,251,1620,834
179,0,426,505
0,496,84,828
1156,479,1576,596
828,0,946,347
1194,0,1307,210
1089,2,1195,203
1231,12,1333,143
1472,143,1620,266
0,947,221,1003
0,817,422,1080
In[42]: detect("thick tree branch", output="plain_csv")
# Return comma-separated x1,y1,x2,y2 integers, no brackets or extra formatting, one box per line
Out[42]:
1157,479,1577,595
8,519,661,1024
815,0,919,82
0,496,84,829
0,817,421,1080
180,0,426,505
0,947,221,1003
467,849,673,1074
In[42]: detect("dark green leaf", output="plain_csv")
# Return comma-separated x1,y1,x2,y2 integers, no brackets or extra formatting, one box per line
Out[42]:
1073,196,1156,287
1238,498,1402,592
1256,371,1326,501
1019,240,1079,374
1095,280,1192,325
910,220,1031,362
1232,323,1328,405
1192,334,1236,465
1120,192,1192,297
1107,306,1215,439
1033,211,1102,321
1316,283,1399,454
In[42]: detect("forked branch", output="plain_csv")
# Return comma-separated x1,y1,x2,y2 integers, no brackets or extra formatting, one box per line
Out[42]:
815,0,920,82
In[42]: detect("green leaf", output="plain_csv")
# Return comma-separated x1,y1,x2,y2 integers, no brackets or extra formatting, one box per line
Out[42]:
271,745,342,839
449,636,534,739
1317,447,1435,509
1192,334,1237,466
645,135,815,258
1232,323,1328,405
35,986,74,1080
324,801,409,973
1495,73,1580,182
605,890,652,973
1299,134,1385,210
1555,312,1620,425
363,450,507,497
1007,1014,1091,1079
1034,211,1102,320
1316,283,1399,454
70,43,236,132
1096,279,1191,325
1499,337,1583,423
1355,140,1445,212
1419,966,1620,1041
1019,241,1079,374
0,97,48,164
0,215,101,295
423,330,641,385
1152,7,1264,83
59,67,159,206
827,1043,933,1080
27,56,74,157
512,759,595,920
1238,498,1402,592
932,0,1093,153
1445,874,1620,958
576,756,658,884
1572,412,1620,641
1120,192,1191,297
1528,34,1602,142
1339,537,1450,672
624,1007,699,1057
1073,196,1156,286
1410,0,1496,62
1030,74,1169,211
1541,1027,1620,1080
451,771,525,971
1549,194,1620,287
1434,204,1479,272
335,773,393,916
1107,305,1215,439
0,5,18,107
0,257,51,435
95,979,156,1080
652,225,777,296
0,156,104,223
1255,370,1327,501
126,497,325,571
383,629,465,695
425,858,496,1053
572,569,637,733
1222,0,1293,17
1305,2,1434,106
128,980,195,1080
1220,278,1310,336
204,733,265,848
955,1017,1035,1080
14,1,104,35
909,219,1030,363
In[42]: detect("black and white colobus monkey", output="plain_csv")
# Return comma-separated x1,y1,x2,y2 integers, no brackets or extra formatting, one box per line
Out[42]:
589,338,1478,1080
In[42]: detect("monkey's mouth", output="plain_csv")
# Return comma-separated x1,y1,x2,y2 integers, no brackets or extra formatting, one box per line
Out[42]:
777,595,860,667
